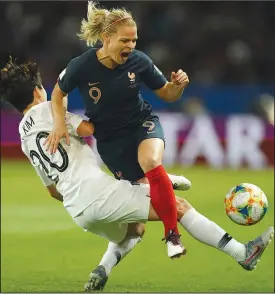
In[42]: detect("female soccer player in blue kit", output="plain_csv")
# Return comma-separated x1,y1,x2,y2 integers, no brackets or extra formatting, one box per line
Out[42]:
46,2,190,257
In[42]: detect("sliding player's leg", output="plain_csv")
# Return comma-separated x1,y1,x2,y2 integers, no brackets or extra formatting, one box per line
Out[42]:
86,195,274,292
88,196,274,292
75,181,273,292
176,197,274,270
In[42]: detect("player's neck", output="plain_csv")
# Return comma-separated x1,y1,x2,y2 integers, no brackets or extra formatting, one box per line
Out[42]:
23,101,40,114
96,48,117,69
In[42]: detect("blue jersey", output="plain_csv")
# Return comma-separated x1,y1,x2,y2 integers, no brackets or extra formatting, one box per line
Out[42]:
58,48,167,140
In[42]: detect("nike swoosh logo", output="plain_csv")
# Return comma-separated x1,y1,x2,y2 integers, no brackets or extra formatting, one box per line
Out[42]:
244,245,262,264
88,82,100,86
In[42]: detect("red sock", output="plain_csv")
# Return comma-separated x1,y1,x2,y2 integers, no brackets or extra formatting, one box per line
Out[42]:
145,165,179,237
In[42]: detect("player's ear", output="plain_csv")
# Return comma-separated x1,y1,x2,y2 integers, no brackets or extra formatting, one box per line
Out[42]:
101,32,110,43
34,86,47,102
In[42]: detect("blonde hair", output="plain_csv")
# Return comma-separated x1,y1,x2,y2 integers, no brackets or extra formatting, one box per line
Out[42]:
78,1,136,47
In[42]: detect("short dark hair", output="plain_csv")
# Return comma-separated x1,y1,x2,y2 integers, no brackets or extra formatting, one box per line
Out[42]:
0,58,42,112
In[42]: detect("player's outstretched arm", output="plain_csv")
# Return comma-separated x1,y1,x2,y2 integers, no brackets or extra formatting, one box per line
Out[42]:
47,184,63,202
154,70,189,102
45,83,70,154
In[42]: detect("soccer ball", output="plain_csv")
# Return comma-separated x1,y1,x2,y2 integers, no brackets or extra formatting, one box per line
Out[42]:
224,183,268,226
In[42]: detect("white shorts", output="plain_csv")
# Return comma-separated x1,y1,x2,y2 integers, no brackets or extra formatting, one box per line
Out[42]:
73,180,150,243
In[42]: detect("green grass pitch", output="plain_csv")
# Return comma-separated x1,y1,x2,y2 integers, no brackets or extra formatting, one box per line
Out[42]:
1,160,274,292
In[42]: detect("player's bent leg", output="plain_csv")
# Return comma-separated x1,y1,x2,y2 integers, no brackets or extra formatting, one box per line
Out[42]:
138,138,182,253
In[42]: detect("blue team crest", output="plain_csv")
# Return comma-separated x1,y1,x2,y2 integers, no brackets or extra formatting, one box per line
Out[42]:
128,72,136,83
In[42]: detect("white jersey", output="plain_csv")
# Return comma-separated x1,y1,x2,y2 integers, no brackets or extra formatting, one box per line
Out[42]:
19,102,118,217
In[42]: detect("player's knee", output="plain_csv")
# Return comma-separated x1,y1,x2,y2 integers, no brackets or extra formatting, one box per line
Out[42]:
126,223,145,238
135,223,145,237
176,197,193,220
139,156,161,172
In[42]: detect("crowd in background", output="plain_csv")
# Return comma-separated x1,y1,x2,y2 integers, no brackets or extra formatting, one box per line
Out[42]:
0,1,274,119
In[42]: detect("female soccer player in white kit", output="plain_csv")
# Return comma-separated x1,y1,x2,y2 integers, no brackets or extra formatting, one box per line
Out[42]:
1,59,273,292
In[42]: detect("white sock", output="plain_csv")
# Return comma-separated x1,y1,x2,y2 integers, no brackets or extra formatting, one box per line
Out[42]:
99,237,141,276
179,208,246,261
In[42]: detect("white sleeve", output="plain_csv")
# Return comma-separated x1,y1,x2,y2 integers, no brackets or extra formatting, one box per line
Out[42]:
32,161,54,187
65,112,83,136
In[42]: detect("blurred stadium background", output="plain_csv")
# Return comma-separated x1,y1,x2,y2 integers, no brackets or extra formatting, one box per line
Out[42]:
1,1,274,293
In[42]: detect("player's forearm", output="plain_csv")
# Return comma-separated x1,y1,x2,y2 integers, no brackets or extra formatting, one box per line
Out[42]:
52,192,63,202
62,95,68,110
160,82,184,102
51,84,67,126
155,82,184,103
47,184,63,202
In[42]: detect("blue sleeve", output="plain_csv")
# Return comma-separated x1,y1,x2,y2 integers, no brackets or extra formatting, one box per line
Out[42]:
139,52,167,90
57,58,80,94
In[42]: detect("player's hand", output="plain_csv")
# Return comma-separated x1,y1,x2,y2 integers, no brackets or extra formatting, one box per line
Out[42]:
171,70,189,89
44,124,70,154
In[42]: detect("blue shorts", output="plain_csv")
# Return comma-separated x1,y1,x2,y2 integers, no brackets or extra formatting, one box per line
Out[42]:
97,115,165,182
